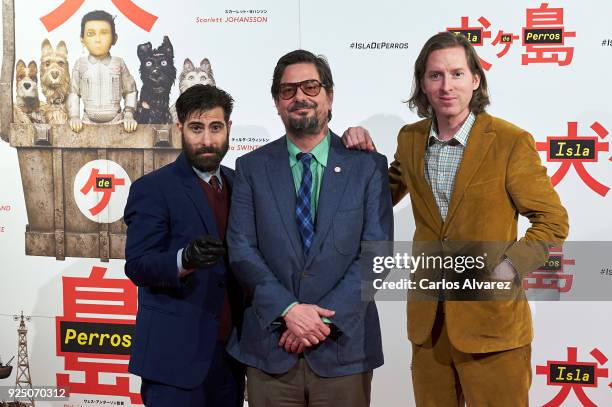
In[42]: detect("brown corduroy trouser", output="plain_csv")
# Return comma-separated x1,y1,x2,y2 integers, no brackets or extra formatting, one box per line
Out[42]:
411,306,531,407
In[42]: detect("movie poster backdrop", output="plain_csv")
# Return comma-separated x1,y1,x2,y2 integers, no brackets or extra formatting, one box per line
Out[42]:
0,1,611,406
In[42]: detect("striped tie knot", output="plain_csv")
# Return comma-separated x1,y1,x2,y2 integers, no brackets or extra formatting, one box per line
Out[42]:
209,175,222,192
297,152,313,165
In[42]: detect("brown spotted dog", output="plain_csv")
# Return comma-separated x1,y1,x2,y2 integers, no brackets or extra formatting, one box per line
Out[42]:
13,60,44,124
40,39,70,124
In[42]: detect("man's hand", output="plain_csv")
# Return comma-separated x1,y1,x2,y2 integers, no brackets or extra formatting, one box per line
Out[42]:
123,112,138,133
283,304,334,345
491,259,517,280
278,330,306,353
69,117,83,133
341,126,376,151
181,235,226,269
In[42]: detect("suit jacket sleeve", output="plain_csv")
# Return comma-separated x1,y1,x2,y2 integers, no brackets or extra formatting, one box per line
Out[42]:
124,176,182,288
389,126,411,206
504,131,569,278
318,154,394,334
227,158,298,330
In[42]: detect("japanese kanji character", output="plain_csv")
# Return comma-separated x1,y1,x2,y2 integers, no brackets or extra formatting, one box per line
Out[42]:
40,0,157,32
522,3,576,66
447,16,493,70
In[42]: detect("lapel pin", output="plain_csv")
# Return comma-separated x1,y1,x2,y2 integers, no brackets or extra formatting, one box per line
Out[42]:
334,166,341,173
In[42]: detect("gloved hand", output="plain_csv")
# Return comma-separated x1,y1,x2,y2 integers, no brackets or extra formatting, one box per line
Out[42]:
181,235,226,269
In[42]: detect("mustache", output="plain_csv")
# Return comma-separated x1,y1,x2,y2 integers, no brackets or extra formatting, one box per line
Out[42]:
195,146,220,155
289,101,316,111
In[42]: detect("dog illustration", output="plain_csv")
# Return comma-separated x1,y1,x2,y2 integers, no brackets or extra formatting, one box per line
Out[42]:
135,36,177,124
13,60,44,124
178,58,215,93
40,39,70,124
170,58,216,122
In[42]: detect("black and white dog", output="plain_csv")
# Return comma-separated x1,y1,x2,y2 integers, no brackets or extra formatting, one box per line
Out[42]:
135,36,177,124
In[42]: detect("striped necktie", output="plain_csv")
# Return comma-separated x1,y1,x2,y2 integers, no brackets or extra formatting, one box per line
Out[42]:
295,152,314,254
209,175,222,193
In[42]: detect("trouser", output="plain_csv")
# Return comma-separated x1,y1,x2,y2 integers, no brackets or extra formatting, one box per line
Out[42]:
246,357,372,407
411,304,531,406
140,342,245,407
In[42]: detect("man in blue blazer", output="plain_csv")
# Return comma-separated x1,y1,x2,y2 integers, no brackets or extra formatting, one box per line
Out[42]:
124,85,244,406
227,50,394,406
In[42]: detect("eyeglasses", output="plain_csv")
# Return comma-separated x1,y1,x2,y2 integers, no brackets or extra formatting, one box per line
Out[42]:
278,79,326,100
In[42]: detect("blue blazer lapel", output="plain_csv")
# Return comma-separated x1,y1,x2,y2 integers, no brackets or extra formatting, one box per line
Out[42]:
305,133,351,268
220,165,234,192
176,153,220,239
265,137,305,264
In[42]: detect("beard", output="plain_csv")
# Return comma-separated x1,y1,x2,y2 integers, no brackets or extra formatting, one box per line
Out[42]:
286,101,325,136
182,134,229,172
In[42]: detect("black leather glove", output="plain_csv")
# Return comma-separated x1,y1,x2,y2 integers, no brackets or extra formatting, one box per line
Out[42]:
181,235,226,269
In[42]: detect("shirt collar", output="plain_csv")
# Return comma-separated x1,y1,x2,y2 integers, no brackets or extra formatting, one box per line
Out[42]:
429,111,476,147
287,131,330,168
88,53,112,65
192,166,223,188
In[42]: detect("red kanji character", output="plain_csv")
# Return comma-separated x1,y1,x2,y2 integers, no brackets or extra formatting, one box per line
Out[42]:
56,266,142,404
491,31,519,58
59,266,137,319
524,246,575,292
110,0,157,31
80,168,125,216
41,0,157,32
521,3,576,66
536,122,610,196
536,347,609,407
447,16,493,70
39,0,83,32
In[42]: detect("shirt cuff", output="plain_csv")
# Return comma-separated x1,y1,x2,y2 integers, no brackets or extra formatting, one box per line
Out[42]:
503,256,521,285
281,302,299,317
177,249,193,277
279,303,331,324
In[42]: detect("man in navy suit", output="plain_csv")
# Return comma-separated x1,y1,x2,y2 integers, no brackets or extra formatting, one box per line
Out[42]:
124,84,244,406
227,50,394,406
